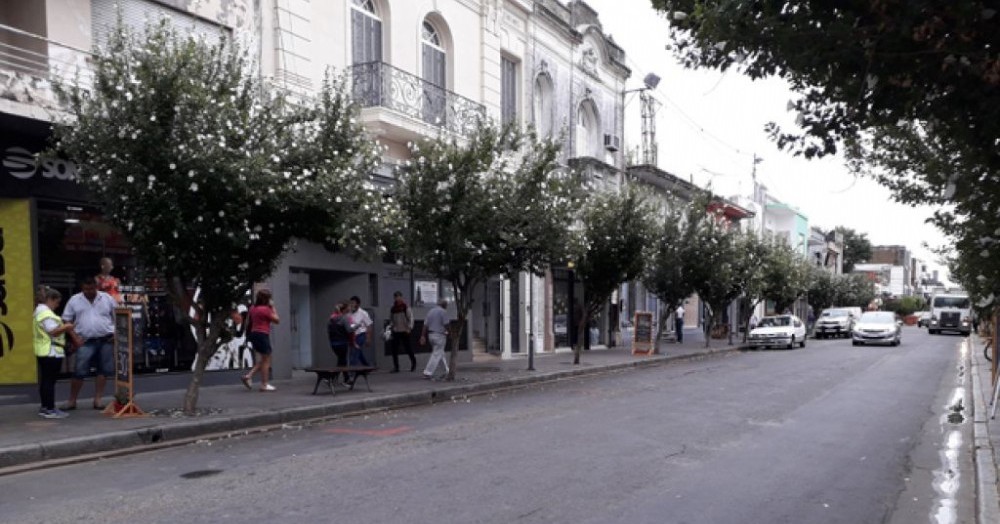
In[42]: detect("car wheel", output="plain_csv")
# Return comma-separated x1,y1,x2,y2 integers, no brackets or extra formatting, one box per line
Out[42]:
929,329,937,335
852,341,860,346
800,338,806,348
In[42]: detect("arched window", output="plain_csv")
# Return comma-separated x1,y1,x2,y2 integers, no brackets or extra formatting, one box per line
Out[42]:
422,19,447,124
575,101,599,158
533,74,554,137
351,0,382,65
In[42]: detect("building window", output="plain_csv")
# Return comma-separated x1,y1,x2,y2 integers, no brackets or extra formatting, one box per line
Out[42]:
422,19,447,124
533,74,554,137
351,0,383,65
501,56,518,125
575,100,599,158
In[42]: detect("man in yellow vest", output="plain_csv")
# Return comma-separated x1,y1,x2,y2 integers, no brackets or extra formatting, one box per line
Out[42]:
34,286,75,419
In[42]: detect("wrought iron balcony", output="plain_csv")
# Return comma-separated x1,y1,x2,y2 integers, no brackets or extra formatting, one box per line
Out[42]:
350,61,485,137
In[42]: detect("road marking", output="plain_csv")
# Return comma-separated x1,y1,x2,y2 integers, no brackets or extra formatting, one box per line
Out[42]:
325,426,414,437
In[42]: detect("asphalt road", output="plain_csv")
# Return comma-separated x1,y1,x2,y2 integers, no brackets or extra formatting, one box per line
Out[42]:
0,327,974,524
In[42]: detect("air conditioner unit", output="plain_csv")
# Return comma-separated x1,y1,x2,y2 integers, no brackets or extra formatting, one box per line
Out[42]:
603,134,620,152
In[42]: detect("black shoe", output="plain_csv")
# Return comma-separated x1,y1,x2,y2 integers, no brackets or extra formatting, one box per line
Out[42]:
390,369,400,373
410,362,417,372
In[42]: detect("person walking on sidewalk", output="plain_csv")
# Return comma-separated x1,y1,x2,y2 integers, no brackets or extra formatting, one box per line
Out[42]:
327,302,353,385
348,296,373,368
388,291,416,373
61,276,117,410
675,302,685,344
242,289,280,392
420,298,450,380
34,286,73,419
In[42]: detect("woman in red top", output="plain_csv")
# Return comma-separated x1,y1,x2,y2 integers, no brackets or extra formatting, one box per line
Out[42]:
241,289,280,391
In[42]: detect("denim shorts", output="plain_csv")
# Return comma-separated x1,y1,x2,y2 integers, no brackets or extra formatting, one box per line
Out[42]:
248,332,272,355
74,336,114,379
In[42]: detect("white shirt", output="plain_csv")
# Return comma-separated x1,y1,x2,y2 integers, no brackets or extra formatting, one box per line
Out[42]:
62,291,117,339
675,306,685,319
351,308,372,335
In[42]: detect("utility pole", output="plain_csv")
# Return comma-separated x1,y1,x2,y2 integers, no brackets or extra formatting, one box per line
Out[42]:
640,89,659,166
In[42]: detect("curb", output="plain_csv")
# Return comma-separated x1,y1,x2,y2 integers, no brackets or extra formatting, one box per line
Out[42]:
0,346,741,475
969,336,1000,524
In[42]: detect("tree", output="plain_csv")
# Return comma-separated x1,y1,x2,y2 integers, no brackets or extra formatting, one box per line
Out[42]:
835,227,872,273
748,237,811,332
685,213,752,347
806,266,838,312
643,198,704,345
392,121,580,380
569,187,656,364
836,274,878,310
652,1,998,310
53,21,382,413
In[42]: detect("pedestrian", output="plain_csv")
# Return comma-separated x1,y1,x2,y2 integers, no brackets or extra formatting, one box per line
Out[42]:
348,296,373,368
327,302,353,385
95,257,123,304
61,276,117,410
241,289,280,392
806,306,816,335
420,298,450,380
388,291,416,373
749,314,759,330
34,286,73,419
675,302,685,344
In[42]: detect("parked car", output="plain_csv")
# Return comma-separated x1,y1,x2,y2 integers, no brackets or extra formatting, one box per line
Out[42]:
852,311,902,346
814,308,856,338
748,315,807,349
916,311,932,328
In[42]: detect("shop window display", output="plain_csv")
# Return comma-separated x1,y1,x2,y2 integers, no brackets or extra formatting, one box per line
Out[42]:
35,201,253,374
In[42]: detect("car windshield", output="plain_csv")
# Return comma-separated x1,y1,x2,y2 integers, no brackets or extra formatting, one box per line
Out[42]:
860,312,895,323
758,317,790,327
821,309,848,318
933,296,970,309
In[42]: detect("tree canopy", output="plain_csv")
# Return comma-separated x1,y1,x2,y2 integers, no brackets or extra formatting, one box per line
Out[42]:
392,121,580,379
653,1,1000,307
53,20,382,412
570,186,656,363
834,226,872,273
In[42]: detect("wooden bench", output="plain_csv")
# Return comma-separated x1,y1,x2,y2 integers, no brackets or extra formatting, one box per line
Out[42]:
305,366,377,395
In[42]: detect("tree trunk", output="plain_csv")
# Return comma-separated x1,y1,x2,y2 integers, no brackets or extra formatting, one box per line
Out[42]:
704,308,714,348
183,314,225,414
572,311,588,365
446,313,464,381
655,309,668,354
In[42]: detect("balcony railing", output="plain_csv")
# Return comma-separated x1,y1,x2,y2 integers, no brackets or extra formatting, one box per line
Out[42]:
0,23,92,111
350,61,485,137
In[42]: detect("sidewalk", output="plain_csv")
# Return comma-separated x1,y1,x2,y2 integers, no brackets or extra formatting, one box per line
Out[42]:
0,330,739,474
968,334,1000,524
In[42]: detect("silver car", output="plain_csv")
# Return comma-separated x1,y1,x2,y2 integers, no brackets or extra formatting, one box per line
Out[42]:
852,311,902,346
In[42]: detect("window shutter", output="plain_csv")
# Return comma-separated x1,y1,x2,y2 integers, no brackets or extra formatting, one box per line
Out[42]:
91,0,226,51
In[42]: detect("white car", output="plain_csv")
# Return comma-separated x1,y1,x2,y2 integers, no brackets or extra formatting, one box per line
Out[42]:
852,311,902,346
748,315,807,349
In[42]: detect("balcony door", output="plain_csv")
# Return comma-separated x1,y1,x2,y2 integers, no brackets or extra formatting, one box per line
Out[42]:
422,21,447,125
351,0,382,105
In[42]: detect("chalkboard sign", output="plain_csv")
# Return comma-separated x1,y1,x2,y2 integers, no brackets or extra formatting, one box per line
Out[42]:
111,308,145,417
632,311,655,356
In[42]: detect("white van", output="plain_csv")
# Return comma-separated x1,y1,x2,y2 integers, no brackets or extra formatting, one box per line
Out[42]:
929,291,972,336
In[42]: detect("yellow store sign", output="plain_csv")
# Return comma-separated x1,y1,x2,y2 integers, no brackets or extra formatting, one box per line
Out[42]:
0,199,35,384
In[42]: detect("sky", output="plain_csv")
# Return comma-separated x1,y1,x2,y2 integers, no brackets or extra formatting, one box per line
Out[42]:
583,0,952,281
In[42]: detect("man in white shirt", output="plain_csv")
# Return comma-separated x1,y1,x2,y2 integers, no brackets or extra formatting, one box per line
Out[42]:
420,299,450,380
349,296,373,367
61,276,118,410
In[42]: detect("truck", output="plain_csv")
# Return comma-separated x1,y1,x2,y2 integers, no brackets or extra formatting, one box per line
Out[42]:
928,290,972,336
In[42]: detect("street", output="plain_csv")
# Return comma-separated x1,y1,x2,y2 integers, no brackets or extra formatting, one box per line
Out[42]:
0,327,973,524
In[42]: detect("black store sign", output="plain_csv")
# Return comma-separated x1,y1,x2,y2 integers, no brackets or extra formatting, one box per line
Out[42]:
0,117,89,202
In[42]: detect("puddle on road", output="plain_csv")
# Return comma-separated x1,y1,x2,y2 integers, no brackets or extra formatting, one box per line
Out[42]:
929,340,970,524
